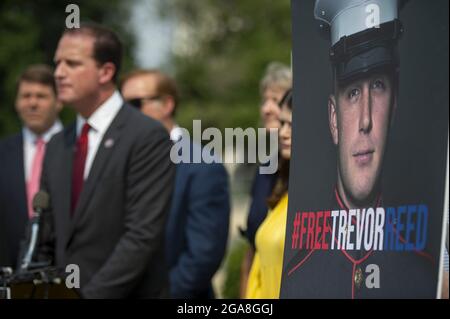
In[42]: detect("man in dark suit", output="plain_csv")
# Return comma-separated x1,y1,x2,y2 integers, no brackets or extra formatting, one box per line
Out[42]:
37,23,175,298
0,65,63,269
121,70,230,298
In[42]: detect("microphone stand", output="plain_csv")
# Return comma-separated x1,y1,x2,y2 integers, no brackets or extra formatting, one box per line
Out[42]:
0,268,12,299
19,191,50,273
19,211,42,272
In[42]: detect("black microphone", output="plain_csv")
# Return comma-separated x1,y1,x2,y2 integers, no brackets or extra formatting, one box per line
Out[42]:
19,191,50,272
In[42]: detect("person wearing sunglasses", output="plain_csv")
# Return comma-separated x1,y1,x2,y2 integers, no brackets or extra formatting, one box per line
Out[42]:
121,70,230,299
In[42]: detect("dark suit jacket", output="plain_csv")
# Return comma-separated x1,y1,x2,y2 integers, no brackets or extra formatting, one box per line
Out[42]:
165,142,230,298
38,104,175,298
0,133,29,269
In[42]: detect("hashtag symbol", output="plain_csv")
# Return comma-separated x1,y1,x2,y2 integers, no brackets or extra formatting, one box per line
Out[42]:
292,212,301,249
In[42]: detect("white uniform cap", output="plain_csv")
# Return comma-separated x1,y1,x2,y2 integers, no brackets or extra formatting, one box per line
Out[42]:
314,0,398,45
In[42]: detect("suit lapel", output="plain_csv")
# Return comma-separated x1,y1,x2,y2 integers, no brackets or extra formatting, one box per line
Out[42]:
69,105,129,230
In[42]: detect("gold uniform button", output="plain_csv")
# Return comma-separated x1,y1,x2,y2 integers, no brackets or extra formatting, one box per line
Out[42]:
354,267,363,289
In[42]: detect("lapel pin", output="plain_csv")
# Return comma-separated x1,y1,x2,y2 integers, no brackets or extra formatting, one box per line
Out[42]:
104,138,115,148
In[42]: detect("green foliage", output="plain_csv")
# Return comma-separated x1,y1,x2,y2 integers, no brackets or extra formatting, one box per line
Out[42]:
0,0,134,138
0,0,292,135
161,0,292,132
221,238,249,299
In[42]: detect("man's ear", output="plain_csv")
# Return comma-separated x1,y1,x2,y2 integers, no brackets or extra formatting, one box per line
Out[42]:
162,95,175,118
328,94,339,145
98,62,116,84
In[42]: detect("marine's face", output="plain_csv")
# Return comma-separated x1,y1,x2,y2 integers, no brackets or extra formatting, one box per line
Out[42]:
328,72,396,208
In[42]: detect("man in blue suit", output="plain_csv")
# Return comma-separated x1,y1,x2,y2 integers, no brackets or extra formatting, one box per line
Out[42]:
121,70,230,298
0,64,63,269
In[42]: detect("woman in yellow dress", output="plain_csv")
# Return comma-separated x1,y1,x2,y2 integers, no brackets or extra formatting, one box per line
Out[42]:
246,89,293,299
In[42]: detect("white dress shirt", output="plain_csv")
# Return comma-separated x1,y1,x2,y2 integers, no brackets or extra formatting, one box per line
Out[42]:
23,120,63,182
76,90,123,179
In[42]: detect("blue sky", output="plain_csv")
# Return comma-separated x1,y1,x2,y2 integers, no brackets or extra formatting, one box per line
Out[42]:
129,0,174,68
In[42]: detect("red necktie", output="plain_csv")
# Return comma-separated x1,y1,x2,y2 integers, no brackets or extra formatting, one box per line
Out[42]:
71,123,90,214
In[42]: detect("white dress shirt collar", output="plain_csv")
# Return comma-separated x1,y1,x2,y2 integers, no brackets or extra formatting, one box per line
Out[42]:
22,120,63,181
75,90,123,180
23,119,63,145
76,90,123,136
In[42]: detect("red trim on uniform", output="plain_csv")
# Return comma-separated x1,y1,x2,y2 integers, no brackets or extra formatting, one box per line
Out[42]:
287,187,434,291
355,249,373,265
335,188,346,210
389,223,435,263
288,249,316,276
334,188,377,299
338,244,374,264
335,186,435,271
330,192,375,264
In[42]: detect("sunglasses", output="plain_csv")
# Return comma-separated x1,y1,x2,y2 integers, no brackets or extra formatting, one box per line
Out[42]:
126,95,161,109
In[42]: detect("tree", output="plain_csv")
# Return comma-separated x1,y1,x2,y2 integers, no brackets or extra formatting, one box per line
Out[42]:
159,0,292,132
0,0,134,137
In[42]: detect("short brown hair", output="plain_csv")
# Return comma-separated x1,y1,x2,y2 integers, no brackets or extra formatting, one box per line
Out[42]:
63,22,123,84
121,69,179,114
16,64,56,95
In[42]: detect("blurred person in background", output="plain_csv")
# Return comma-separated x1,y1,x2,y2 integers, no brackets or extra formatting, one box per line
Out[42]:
240,62,292,297
121,69,230,298
246,89,293,298
0,64,62,269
